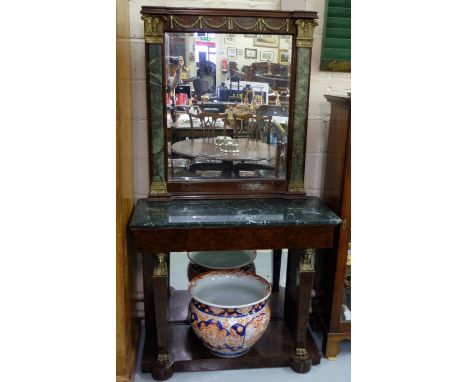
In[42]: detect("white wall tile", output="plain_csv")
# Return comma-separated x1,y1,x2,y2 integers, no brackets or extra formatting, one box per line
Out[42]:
130,39,146,81
304,153,326,191
131,79,147,122
306,118,329,154
305,188,321,197
280,0,306,10
132,120,149,160
134,158,150,197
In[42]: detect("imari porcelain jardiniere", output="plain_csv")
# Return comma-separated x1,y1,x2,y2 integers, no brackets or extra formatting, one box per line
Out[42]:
188,271,271,358
186,250,257,280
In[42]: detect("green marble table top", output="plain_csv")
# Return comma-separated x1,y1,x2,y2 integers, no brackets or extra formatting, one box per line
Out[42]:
129,197,341,229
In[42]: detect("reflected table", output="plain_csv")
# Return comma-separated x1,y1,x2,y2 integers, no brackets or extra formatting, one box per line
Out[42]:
171,138,277,177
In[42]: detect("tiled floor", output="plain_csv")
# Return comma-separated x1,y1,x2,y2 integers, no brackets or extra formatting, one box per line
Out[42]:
133,250,351,382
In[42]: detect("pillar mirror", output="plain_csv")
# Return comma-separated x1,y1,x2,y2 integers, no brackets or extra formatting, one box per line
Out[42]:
142,7,317,198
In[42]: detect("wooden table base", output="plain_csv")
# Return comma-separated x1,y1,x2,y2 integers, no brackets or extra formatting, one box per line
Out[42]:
141,288,321,380
142,321,320,379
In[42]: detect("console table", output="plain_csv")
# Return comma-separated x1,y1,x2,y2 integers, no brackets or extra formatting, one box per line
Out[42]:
129,197,341,380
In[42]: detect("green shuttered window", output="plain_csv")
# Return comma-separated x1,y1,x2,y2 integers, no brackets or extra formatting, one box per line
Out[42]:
320,0,351,72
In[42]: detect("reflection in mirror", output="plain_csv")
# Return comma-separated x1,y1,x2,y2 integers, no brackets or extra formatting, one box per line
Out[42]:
165,32,292,181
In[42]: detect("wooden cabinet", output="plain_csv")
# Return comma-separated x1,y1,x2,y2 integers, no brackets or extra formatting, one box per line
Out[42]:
312,95,351,359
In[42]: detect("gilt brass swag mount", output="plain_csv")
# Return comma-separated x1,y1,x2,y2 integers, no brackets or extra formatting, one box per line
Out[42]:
142,15,317,48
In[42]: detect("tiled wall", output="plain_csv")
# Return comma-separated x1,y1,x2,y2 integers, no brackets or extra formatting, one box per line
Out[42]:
129,0,351,199
302,0,351,196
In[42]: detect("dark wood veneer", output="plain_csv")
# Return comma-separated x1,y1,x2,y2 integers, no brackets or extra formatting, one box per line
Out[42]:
134,225,334,253
142,322,320,374
141,7,318,21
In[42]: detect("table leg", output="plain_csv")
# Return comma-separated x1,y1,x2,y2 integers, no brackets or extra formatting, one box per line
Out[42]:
142,253,156,352
222,160,234,177
285,249,317,373
151,253,174,380
272,249,282,293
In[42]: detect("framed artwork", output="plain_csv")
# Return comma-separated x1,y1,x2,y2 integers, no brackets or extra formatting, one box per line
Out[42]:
224,34,236,44
237,49,243,55
260,51,274,61
279,49,290,65
244,48,257,59
280,35,293,48
227,47,237,60
253,35,279,48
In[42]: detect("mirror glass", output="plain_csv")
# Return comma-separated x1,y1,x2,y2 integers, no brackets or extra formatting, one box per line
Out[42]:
165,32,292,180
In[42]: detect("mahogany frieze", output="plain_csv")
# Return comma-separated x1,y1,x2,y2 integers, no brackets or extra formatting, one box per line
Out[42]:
168,15,291,33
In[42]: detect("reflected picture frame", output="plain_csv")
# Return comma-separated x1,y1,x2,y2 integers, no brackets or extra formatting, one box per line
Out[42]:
253,35,279,48
244,48,257,59
260,50,274,62
227,47,237,60
279,49,290,65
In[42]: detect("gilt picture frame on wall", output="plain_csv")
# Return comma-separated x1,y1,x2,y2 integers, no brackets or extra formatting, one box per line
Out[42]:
245,48,257,59
279,49,290,65
227,47,237,60
260,51,274,62
254,35,279,48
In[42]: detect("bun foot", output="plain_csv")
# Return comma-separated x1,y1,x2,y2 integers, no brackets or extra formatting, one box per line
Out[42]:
151,352,174,381
290,347,313,373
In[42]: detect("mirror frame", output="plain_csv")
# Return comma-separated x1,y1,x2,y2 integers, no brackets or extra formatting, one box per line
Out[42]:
141,7,318,199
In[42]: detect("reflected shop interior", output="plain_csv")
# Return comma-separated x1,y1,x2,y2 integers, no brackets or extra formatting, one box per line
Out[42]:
165,32,292,180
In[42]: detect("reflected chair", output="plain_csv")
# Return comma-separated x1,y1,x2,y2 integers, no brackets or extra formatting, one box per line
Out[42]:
232,113,254,139
187,112,202,139
198,111,227,139
233,120,286,178
251,114,273,142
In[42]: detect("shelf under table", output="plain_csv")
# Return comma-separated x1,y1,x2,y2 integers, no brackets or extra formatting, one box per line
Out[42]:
142,288,320,374
142,321,320,373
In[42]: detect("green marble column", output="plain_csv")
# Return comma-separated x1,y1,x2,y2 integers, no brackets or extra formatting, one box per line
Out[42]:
147,43,166,194
290,47,311,192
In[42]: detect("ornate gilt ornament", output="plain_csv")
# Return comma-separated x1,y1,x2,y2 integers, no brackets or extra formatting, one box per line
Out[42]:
299,249,316,272
156,351,169,364
295,19,317,47
150,181,167,195
153,253,168,277
288,180,304,193
142,15,166,44
296,347,309,357
169,16,290,32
